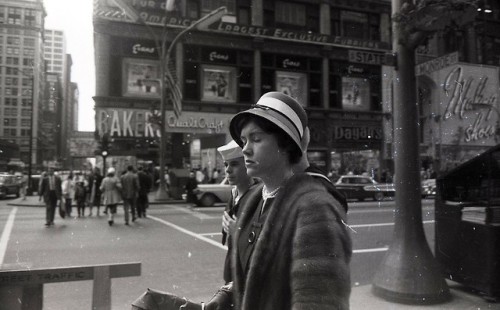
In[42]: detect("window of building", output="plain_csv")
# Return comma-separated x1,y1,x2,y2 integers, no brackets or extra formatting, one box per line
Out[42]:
201,0,235,15
54,36,63,42
331,9,381,41
185,0,199,19
21,109,30,117
23,48,34,56
23,38,35,46
3,128,17,136
21,129,30,136
7,36,20,45
22,58,33,66
22,98,31,106
275,1,306,26
53,65,62,71
54,42,63,47
21,119,30,126
54,48,62,53
22,78,30,86
6,57,19,65
4,118,17,126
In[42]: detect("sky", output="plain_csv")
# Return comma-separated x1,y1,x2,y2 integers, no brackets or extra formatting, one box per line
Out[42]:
44,0,95,132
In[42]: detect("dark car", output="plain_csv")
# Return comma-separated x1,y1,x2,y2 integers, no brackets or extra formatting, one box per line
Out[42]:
0,174,21,199
335,175,395,201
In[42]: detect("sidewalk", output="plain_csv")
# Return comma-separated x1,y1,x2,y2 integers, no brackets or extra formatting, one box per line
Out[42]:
6,197,498,309
7,193,184,207
350,281,497,309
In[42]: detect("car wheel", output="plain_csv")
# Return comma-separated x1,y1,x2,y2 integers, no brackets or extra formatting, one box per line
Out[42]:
199,194,217,207
374,192,384,201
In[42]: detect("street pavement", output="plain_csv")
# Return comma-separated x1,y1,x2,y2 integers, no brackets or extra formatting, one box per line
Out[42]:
5,197,499,309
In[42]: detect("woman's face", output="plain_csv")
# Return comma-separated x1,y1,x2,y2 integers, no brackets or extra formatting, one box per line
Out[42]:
239,120,288,179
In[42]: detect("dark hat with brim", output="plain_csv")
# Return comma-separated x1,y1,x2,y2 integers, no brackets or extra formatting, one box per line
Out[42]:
229,92,307,154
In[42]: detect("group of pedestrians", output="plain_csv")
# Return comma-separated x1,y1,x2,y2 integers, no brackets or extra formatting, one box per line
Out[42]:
39,165,153,227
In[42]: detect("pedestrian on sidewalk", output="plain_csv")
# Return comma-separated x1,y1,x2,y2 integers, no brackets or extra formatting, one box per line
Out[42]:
184,171,199,206
61,172,75,217
88,167,103,216
74,179,86,217
217,140,261,284
20,171,29,200
120,165,140,225
100,167,122,226
136,166,151,218
219,91,351,309
39,167,62,227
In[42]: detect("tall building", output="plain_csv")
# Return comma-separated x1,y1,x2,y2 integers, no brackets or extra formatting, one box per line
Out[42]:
0,0,46,172
43,29,78,169
43,28,66,83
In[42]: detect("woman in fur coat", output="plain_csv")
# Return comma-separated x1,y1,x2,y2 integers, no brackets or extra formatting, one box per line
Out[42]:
218,92,352,309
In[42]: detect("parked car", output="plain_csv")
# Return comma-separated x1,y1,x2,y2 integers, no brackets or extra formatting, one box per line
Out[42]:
335,175,395,201
421,178,436,198
196,178,233,207
0,174,21,199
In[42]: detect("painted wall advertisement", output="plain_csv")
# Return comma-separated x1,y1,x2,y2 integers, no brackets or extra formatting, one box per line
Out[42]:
341,77,370,111
430,63,499,147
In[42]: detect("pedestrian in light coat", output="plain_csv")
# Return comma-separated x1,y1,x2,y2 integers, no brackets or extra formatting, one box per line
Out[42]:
100,167,122,226
61,172,75,217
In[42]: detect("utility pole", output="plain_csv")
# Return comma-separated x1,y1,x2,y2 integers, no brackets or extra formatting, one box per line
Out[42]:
372,0,477,304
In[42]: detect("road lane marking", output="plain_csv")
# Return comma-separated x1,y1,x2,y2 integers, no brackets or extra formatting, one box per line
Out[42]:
200,232,223,236
353,247,388,254
0,207,17,267
166,205,218,220
348,206,434,214
148,215,227,250
350,220,434,228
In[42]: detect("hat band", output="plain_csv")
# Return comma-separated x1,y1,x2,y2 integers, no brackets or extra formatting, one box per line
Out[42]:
255,97,304,139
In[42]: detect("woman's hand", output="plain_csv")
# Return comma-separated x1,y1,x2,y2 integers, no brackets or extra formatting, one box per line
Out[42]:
222,211,236,235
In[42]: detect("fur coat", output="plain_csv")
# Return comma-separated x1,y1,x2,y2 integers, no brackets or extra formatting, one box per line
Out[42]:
232,173,352,310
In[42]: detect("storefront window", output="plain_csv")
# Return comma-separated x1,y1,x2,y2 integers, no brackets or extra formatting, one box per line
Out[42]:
121,58,160,98
341,77,370,111
201,65,236,102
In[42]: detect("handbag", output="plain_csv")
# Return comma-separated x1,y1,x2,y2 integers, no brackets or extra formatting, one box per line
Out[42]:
131,288,201,310
58,200,66,218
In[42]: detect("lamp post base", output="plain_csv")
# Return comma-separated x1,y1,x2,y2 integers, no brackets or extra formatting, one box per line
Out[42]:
154,182,170,201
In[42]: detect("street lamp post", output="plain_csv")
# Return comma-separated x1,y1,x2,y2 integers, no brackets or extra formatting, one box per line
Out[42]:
112,1,227,201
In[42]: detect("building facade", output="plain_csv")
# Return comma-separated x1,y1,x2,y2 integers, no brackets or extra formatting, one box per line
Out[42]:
0,0,45,172
93,0,394,177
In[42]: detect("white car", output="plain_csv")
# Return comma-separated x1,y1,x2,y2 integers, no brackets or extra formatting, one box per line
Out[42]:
195,178,233,207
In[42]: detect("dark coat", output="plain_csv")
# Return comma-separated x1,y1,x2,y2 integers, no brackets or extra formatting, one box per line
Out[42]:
232,173,352,310
39,175,62,203
120,171,140,199
222,181,263,283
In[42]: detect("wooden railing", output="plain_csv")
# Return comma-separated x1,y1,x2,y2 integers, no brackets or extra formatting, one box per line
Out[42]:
0,262,141,310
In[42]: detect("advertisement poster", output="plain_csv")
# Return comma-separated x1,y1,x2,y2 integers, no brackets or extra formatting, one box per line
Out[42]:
201,65,236,102
342,77,370,111
122,58,161,97
275,71,308,107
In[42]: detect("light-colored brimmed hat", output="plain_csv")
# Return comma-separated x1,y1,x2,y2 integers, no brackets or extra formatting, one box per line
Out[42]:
229,91,307,154
217,140,244,161
107,167,115,175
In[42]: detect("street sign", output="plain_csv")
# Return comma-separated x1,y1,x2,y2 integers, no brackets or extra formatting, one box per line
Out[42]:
415,51,459,76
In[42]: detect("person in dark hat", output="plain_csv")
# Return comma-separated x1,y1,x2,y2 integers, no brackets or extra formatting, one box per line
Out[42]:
217,140,262,284
207,91,352,309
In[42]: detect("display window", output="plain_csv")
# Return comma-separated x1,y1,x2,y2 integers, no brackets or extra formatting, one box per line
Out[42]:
341,77,371,111
122,58,161,98
275,71,308,107
201,65,237,103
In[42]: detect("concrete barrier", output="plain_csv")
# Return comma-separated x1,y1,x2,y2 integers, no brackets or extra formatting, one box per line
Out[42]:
0,262,141,310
